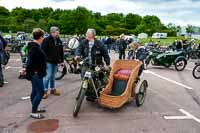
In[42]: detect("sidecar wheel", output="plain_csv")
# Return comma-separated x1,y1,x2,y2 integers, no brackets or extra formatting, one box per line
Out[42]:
174,58,187,71
135,80,148,107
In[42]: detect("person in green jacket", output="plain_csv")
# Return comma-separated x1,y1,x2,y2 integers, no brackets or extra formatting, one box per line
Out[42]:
21,43,29,63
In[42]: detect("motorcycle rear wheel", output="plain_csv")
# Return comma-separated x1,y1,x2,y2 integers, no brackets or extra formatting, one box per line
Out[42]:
55,64,67,80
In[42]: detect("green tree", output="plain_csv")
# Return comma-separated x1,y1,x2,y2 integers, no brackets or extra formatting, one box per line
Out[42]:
105,13,124,28
125,13,142,30
167,23,180,36
0,6,10,32
31,9,42,21
74,7,94,34
47,19,58,31
37,19,48,31
11,7,29,23
135,15,166,35
38,7,53,20
0,6,184,36
23,19,37,33
186,25,194,34
105,25,114,35
0,6,9,16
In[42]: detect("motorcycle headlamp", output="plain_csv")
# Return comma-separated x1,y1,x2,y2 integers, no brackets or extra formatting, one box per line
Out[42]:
95,66,101,72
79,61,84,65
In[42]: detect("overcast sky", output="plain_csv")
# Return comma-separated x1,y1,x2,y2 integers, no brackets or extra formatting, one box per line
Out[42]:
0,0,199,26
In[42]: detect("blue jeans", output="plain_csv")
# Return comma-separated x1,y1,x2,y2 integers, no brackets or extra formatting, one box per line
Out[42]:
31,74,44,113
127,50,135,60
43,63,58,91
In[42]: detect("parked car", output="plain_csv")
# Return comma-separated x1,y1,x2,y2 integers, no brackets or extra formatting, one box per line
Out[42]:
152,33,167,39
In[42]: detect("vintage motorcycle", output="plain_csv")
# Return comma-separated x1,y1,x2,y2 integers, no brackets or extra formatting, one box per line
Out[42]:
55,49,80,80
73,58,110,117
145,49,187,71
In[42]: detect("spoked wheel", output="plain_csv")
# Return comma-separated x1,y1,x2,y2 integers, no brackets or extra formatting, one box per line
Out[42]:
55,64,67,80
135,80,148,107
73,88,86,117
190,51,199,60
174,58,187,71
192,65,200,79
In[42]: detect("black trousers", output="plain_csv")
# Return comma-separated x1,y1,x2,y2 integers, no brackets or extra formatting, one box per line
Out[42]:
119,50,126,60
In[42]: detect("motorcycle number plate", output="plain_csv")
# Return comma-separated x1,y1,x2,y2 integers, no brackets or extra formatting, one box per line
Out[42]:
84,71,92,78
95,66,101,72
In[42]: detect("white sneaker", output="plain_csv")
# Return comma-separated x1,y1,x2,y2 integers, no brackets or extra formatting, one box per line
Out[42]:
4,81,8,84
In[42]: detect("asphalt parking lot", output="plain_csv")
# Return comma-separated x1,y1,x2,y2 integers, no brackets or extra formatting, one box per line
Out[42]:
0,51,200,133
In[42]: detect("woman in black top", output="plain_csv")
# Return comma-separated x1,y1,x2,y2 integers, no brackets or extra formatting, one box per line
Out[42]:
26,28,46,119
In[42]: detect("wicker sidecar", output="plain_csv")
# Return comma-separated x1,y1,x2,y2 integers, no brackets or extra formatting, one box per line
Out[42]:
99,60,148,109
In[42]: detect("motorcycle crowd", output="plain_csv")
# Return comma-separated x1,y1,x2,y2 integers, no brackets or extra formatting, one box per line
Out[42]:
49,35,200,80
2,30,200,82
0,27,200,119
4,32,200,66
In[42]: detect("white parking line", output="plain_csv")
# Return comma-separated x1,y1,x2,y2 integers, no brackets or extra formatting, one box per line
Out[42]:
5,66,11,70
179,109,200,123
5,66,22,70
9,59,21,62
164,109,200,124
144,70,194,90
16,59,21,62
21,96,30,100
186,68,194,71
164,116,191,120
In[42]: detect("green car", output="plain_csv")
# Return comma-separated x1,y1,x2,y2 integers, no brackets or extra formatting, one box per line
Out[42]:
145,50,187,71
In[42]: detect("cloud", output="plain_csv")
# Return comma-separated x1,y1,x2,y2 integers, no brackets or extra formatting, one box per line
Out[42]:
50,0,74,2
0,0,199,26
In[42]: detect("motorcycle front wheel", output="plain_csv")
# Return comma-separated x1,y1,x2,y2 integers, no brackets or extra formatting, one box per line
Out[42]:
192,65,200,79
174,58,187,71
73,88,86,117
